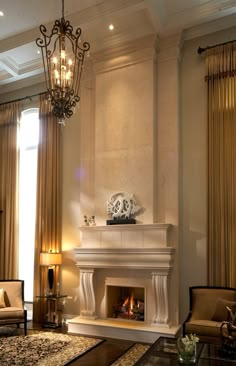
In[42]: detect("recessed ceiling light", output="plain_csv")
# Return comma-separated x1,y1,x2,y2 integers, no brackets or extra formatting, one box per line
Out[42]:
0,11,4,16
108,24,114,31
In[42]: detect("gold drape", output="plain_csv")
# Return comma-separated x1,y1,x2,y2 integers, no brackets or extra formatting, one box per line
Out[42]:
207,43,236,286
0,102,20,279
33,95,62,322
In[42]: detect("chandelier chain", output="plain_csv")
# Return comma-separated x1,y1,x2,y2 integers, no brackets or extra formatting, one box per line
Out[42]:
62,0,64,18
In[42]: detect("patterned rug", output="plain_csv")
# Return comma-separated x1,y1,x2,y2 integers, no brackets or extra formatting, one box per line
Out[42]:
111,343,150,366
0,332,103,366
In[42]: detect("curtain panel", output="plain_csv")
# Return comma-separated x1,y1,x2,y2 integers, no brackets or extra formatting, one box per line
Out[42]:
206,43,236,287
0,102,20,279
33,95,62,322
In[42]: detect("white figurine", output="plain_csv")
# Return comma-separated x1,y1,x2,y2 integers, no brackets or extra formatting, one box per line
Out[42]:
89,215,96,226
83,215,89,226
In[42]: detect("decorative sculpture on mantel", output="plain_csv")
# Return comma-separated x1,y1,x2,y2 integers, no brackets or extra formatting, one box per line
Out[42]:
106,191,141,225
83,215,96,226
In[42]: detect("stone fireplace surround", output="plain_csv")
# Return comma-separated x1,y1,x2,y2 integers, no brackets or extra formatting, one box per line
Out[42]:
68,224,180,342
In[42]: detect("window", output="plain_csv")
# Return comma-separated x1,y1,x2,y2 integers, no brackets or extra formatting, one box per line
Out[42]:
18,108,39,302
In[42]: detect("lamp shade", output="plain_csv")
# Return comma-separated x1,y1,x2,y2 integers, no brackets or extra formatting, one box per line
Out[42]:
40,252,62,266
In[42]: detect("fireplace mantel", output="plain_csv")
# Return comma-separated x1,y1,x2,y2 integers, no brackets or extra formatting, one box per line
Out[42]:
69,223,178,341
74,247,174,270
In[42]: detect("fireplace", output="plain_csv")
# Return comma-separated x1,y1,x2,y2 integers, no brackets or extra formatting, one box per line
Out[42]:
68,224,180,342
106,285,145,321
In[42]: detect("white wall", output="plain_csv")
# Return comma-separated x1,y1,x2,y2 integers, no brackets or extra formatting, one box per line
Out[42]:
61,43,158,317
94,59,154,225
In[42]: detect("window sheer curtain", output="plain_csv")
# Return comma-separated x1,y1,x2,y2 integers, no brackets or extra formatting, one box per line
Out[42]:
206,42,236,287
33,95,62,322
0,102,20,279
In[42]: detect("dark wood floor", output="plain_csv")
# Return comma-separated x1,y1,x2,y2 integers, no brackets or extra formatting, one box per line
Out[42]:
0,321,139,366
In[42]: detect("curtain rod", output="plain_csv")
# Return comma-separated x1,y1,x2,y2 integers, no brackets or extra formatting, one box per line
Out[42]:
198,38,236,54
0,91,46,107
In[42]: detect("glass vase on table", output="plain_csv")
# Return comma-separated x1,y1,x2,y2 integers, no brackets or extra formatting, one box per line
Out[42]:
177,334,199,364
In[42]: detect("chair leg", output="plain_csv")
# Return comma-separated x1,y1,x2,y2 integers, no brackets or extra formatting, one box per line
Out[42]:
24,309,27,335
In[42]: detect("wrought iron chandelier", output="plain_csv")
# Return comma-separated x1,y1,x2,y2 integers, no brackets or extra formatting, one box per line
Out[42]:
36,0,90,125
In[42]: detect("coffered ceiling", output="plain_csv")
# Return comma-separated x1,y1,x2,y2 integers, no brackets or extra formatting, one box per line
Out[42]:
0,0,236,96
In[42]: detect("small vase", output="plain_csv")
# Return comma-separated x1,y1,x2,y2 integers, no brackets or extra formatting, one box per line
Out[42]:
177,337,197,364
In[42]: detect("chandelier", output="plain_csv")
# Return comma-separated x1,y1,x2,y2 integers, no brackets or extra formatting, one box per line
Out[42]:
36,0,90,125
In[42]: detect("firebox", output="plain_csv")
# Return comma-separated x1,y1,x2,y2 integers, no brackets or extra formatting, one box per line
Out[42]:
106,285,145,321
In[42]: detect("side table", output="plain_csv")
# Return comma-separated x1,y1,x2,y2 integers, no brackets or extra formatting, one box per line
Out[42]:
36,294,67,328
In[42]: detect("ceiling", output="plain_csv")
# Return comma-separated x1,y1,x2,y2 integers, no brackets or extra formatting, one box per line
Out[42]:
0,0,236,97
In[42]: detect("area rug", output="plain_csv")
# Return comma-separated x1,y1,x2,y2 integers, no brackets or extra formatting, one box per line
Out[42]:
111,343,150,366
0,332,103,366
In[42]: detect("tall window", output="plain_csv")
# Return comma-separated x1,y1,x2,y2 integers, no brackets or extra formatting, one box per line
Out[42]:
19,108,39,301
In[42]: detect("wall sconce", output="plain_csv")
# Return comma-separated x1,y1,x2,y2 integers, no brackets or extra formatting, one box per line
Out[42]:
40,251,62,295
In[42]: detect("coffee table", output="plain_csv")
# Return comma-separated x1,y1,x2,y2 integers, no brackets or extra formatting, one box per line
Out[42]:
134,337,236,365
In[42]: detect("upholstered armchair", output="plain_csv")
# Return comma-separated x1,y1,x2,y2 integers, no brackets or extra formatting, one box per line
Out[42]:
183,286,236,344
0,279,27,335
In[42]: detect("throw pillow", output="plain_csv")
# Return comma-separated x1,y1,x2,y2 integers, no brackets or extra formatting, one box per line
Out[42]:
0,288,6,308
212,298,236,322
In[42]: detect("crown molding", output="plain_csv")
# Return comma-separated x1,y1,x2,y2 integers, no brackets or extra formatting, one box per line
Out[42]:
0,63,12,81
93,34,157,74
0,0,145,54
0,72,45,95
0,57,41,77
183,13,236,41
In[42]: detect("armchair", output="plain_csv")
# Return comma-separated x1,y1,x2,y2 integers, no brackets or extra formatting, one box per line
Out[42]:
0,279,27,335
183,286,236,344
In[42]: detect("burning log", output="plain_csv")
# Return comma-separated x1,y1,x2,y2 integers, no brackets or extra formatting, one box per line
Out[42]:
112,295,144,321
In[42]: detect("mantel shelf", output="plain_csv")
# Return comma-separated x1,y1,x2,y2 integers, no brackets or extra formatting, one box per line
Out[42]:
78,223,171,232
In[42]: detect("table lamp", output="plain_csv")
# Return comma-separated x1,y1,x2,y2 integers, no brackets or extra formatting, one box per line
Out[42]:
40,251,62,295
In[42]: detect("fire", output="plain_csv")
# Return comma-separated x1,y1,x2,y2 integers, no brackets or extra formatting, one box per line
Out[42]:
130,293,134,311
113,289,144,321
122,293,134,315
122,297,129,307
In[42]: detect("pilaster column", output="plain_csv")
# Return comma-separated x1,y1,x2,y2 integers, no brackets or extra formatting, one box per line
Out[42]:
154,33,182,325
155,33,182,227
152,271,169,326
79,268,97,319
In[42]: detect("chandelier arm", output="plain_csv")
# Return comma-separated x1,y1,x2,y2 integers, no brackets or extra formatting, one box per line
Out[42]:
46,49,53,92
74,58,83,96
71,56,77,94
80,41,90,52
41,41,53,93
72,43,80,95
36,24,58,48
40,49,50,92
